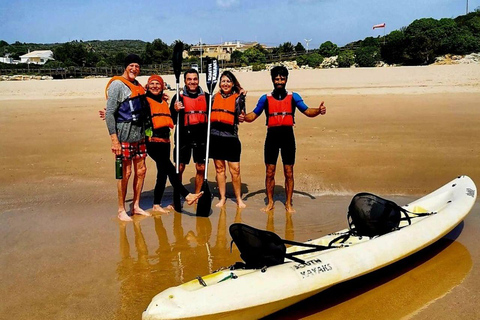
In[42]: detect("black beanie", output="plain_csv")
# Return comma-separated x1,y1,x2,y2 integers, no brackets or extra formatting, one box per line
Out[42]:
124,54,142,68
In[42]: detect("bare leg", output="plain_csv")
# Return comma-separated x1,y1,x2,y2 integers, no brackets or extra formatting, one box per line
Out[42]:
262,164,276,212
195,163,205,194
132,157,150,216
214,159,227,207
284,164,295,213
118,160,132,221
228,161,246,208
178,163,186,183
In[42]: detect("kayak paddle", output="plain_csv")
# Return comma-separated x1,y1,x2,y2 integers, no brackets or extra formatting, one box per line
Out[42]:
172,41,184,212
196,57,219,217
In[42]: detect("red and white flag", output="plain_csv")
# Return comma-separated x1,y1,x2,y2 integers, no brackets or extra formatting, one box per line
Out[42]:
373,23,386,29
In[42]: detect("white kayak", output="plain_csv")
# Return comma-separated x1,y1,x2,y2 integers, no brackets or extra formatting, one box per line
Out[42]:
143,175,477,320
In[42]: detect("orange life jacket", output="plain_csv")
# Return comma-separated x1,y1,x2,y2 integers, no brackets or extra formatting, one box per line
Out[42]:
266,92,294,127
147,97,174,129
210,92,238,125
105,76,146,123
181,93,207,126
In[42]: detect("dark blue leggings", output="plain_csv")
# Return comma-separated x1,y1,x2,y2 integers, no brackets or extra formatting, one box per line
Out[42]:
146,141,189,205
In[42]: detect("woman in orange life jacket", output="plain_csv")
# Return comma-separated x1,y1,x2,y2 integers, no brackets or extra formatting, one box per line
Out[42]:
209,71,247,208
144,75,203,213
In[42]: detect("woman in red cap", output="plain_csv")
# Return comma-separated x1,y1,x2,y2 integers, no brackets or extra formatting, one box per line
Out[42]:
144,75,203,213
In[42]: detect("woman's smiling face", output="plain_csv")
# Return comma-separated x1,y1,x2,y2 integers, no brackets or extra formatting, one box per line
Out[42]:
220,75,233,94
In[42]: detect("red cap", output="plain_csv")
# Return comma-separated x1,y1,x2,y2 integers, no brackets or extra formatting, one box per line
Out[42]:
147,75,164,89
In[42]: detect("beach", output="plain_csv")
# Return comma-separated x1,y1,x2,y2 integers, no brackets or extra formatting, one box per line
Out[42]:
1,64,479,319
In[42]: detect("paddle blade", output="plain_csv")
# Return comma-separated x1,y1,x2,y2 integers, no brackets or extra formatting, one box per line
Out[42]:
206,58,219,93
172,41,184,82
196,180,212,217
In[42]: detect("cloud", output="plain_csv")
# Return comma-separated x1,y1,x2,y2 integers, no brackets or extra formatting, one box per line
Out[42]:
216,0,240,8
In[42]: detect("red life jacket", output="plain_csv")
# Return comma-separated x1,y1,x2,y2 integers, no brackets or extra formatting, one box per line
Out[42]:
266,92,294,127
181,93,207,126
210,92,238,125
147,97,174,129
105,76,146,123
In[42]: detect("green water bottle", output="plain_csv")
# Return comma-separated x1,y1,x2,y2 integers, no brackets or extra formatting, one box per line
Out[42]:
115,155,123,179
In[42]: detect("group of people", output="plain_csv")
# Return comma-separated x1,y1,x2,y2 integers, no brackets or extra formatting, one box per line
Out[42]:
105,54,326,221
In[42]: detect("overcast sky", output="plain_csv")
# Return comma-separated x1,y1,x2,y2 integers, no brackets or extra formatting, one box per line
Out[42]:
1,0,478,48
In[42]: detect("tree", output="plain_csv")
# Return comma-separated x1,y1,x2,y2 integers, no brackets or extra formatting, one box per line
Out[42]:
230,50,243,62
296,53,324,68
53,42,89,66
355,46,380,67
295,42,305,52
381,30,406,64
278,42,295,53
405,34,435,65
241,47,266,65
144,39,171,64
319,41,339,57
337,50,355,68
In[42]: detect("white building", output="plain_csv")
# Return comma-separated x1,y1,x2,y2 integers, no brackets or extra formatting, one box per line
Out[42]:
189,41,269,61
19,50,55,65
0,54,15,64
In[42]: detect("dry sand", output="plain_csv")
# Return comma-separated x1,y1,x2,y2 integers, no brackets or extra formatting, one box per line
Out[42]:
0,64,479,319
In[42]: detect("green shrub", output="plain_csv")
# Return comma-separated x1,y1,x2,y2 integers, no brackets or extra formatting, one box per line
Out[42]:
355,46,381,67
296,53,324,68
96,60,109,68
252,63,265,71
319,41,339,57
337,50,355,67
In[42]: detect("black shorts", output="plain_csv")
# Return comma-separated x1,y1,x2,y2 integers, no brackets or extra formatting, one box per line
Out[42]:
173,124,207,165
174,139,206,165
209,134,241,162
264,126,296,165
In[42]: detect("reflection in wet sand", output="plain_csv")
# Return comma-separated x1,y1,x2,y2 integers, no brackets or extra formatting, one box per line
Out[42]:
115,207,298,319
264,224,472,320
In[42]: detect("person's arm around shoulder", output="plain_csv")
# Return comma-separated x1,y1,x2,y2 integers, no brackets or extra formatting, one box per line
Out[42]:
240,94,266,123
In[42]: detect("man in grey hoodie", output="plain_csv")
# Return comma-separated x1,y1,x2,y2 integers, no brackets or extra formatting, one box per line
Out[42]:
105,54,149,221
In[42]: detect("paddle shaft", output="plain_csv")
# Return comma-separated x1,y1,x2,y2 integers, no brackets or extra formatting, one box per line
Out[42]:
175,82,180,173
203,92,213,179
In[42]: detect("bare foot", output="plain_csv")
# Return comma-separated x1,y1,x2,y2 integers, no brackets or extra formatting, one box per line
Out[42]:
118,210,133,222
185,191,204,205
237,199,247,208
285,204,296,213
152,205,170,214
133,207,151,217
261,202,275,212
215,198,226,208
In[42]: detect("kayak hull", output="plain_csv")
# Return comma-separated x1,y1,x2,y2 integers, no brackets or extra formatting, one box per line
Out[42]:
143,175,477,319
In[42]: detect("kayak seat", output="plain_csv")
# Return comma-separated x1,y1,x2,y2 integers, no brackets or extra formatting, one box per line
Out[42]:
348,193,436,238
229,223,331,269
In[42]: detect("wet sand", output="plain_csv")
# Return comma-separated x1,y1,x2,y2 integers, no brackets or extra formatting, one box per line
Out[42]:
1,65,479,319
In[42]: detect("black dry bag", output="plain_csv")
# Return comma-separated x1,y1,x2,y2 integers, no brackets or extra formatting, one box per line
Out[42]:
348,193,407,237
